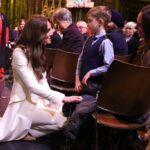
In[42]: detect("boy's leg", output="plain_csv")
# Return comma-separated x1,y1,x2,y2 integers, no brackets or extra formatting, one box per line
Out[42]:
65,95,96,143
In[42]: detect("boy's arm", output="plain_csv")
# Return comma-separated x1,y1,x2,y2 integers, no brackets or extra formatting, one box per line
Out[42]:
75,50,83,76
89,39,114,77
75,50,84,91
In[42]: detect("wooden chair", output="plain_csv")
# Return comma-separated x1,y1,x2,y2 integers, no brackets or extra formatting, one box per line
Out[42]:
44,48,57,67
50,49,79,93
93,59,150,150
115,54,132,63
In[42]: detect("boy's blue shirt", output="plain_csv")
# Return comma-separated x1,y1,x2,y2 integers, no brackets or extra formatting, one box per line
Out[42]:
76,30,114,77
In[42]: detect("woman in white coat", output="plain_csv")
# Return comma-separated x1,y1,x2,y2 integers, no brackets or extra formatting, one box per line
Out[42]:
0,15,82,142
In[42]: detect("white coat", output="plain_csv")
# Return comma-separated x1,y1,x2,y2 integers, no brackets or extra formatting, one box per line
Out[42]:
0,47,66,142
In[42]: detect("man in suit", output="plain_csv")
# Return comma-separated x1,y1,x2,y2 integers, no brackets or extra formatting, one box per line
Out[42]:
76,20,89,41
53,8,84,53
0,0,9,79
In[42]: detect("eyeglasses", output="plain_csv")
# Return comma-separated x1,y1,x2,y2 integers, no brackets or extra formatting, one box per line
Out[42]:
77,26,87,29
125,27,134,30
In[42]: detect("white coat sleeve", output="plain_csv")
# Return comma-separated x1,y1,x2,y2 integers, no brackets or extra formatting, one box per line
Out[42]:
12,48,65,104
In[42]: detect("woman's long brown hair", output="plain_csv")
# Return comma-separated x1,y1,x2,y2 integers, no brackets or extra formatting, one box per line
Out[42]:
139,5,150,52
16,15,48,80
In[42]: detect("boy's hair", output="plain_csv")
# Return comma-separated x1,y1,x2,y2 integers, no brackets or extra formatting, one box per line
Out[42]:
87,6,111,27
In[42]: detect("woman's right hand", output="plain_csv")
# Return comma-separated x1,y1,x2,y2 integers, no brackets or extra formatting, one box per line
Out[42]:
75,75,83,92
63,96,83,103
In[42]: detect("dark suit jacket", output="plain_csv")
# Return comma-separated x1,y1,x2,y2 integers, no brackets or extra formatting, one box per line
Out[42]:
58,24,84,53
127,32,140,54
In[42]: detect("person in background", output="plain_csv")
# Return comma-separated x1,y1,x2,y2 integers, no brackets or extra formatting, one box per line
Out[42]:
107,9,128,55
0,0,9,79
0,15,82,142
14,19,25,43
65,6,114,149
53,8,84,53
123,21,140,54
76,20,88,41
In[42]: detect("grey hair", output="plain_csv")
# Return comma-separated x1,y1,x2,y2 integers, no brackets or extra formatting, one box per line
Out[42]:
53,8,72,23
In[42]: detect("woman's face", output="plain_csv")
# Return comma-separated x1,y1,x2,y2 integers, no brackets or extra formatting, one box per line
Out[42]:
18,21,25,31
43,21,54,44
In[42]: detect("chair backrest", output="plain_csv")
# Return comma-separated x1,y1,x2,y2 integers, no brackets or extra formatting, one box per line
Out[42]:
115,54,132,63
51,49,79,83
98,59,150,116
44,48,57,67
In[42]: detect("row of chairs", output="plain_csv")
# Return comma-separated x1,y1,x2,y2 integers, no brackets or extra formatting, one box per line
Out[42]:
94,58,150,149
45,48,150,117
45,49,150,149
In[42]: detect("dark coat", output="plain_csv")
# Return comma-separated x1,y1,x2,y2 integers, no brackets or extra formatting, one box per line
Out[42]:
127,32,140,54
0,13,8,68
107,28,128,56
58,24,84,53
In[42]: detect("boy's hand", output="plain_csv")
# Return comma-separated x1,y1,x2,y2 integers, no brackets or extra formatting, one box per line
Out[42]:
75,75,83,92
82,72,91,85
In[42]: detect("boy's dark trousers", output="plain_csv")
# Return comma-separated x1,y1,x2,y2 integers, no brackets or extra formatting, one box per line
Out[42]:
64,95,96,145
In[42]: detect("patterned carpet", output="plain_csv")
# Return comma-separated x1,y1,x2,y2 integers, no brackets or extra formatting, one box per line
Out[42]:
0,77,12,117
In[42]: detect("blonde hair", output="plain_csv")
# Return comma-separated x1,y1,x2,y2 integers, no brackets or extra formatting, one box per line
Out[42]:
87,6,111,27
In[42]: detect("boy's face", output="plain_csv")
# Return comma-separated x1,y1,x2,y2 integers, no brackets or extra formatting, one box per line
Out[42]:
87,15,100,34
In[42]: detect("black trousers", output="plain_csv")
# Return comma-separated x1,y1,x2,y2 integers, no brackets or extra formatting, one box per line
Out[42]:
65,95,96,142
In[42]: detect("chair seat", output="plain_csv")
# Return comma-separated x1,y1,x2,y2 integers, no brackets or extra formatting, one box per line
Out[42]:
93,111,148,130
50,79,75,92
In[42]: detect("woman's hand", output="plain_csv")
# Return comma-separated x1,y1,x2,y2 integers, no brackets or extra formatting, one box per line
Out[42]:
75,75,83,92
63,96,83,103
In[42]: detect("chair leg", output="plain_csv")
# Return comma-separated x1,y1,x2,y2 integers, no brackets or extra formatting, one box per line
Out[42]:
95,113,98,150
95,92,100,150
